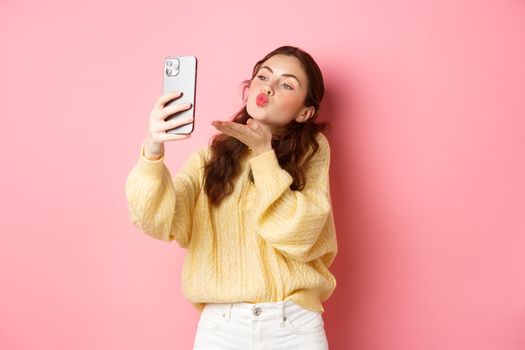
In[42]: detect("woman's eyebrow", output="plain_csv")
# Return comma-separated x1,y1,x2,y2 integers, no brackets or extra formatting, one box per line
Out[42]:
260,66,302,87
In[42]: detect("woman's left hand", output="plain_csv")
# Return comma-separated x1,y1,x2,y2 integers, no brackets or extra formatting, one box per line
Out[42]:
211,118,273,155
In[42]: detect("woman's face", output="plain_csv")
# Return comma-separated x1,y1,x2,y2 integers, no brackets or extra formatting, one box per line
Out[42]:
246,54,313,135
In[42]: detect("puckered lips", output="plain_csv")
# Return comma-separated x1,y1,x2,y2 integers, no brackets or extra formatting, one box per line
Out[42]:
256,93,269,107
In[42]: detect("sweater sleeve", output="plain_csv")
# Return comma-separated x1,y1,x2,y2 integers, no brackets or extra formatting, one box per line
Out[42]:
124,142,205,247
249,133,334,262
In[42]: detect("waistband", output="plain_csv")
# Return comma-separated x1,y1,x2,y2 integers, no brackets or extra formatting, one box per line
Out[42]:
202,299,316,321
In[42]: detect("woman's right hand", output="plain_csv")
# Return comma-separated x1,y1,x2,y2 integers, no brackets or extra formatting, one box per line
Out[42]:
144,91,193,160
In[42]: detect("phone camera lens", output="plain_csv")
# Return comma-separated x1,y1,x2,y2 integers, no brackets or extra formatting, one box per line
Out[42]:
166,60,173,67
166,68,172,76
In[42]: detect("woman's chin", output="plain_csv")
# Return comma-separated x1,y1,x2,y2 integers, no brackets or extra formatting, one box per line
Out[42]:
246,109,266,121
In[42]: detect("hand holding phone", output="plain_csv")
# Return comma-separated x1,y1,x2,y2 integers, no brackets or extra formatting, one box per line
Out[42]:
162,56,197,134
143,56,197,160
145,91,193,159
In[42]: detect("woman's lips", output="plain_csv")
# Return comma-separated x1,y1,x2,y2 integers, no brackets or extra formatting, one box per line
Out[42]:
256,93,269,107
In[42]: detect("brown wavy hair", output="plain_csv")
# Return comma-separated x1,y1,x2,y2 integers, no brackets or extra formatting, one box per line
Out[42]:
204,45,329,206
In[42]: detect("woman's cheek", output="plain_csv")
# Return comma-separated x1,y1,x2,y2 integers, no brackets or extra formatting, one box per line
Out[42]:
279,95,298,111
247,85,260,103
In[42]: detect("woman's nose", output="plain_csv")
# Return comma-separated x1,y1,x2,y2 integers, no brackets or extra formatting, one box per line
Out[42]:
263,86,273,95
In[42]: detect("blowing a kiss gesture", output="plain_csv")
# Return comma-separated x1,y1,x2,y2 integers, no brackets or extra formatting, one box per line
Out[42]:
210,54,316,157
211,118,273,156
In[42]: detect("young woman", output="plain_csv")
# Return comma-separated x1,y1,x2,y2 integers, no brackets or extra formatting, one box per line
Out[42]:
125,46,337,350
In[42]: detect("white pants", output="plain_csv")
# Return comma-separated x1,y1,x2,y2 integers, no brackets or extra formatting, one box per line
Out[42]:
192,300,329,350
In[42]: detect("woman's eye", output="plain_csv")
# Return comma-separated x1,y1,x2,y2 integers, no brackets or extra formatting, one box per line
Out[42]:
282,83,294,90
257,75,268,81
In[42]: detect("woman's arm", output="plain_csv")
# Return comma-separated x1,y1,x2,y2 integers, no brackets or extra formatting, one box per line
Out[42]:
249,133,336,262
124,142,205,247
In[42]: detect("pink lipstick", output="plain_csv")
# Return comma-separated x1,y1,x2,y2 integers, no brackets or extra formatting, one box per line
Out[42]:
256,93,269,107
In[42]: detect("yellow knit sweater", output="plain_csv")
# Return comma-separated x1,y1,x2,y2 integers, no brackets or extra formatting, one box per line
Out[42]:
125,132,337,313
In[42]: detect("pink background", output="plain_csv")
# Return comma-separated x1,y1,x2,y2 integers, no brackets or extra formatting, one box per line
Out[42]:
1,0,524,349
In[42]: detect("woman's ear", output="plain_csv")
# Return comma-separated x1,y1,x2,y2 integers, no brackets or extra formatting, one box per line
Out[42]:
295,106,316,123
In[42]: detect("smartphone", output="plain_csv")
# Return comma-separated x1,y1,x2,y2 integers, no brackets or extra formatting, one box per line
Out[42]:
163,55,197,134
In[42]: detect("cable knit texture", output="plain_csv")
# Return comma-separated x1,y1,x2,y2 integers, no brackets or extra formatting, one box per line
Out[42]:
125,132,337,313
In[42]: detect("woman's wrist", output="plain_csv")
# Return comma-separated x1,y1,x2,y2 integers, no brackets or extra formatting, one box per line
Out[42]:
253,144,273,156
143,137,164,160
